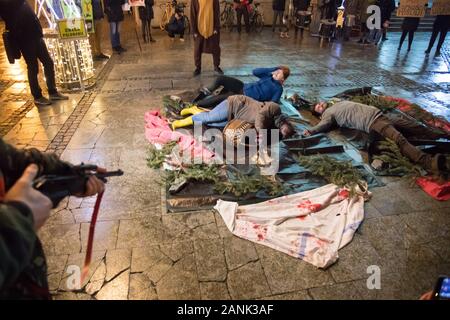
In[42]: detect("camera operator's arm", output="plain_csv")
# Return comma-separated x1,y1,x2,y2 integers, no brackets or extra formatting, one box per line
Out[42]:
0,164,52,291
0,139,72,191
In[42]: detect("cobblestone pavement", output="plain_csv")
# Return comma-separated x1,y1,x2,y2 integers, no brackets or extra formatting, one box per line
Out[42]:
1,16,449,300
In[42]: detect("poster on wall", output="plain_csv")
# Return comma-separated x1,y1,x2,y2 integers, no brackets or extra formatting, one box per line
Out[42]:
59,0,94,33
129,0,145,6
396,0,428,17
431,0,450,15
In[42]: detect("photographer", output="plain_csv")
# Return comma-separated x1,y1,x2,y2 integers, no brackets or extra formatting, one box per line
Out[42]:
166,6,186,41
0,139,105,299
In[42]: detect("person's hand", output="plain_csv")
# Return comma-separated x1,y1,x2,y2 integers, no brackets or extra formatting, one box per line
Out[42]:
303,130,311,137
419,291,433,300
75,167,106,197
4,164,52,230
194,33,198,38
213,30,218,35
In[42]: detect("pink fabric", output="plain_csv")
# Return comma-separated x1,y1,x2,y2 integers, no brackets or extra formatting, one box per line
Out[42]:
144,111,215,163
416,177,450,201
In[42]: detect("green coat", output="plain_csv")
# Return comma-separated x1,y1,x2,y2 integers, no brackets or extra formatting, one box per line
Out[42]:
0,139,72,299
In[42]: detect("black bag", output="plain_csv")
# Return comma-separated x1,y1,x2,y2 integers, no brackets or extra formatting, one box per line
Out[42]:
2,31,21,64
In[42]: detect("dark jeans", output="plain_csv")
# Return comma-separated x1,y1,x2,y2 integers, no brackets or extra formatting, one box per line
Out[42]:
109,21,121,48
399,30,415,49
19,37,57,99
236,6,250,33
207,75,244,94
369,116,433,169
427,27,449,52
141,18,153,42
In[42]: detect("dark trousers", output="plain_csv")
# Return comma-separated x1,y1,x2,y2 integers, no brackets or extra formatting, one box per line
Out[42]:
194,42,221,70
236,7,250,33
399,30,415,50
167,25,185,38
141,18,153,42
370,116,434,169
19,37,57,99
207,75,244,94
427,27,449,53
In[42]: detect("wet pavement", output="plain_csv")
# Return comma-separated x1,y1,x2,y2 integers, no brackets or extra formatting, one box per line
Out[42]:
1,15,449,300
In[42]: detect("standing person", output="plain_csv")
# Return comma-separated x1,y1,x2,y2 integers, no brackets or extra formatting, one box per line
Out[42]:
272,0,286,32
166,6,186,41
104,0,127,54
379,0,395,41
190,0,223,77
293,0,311,37
0,0,68,106
398,17,420,51
139,0,155,43
425,15,450,56
309,0,323,36
358,0,376,44
90,0,109,60
0,139,105,299
234,0,251,34
343,0,362,41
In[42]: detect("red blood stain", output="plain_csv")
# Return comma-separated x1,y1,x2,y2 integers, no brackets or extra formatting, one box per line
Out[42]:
297,200,322,212
297,215,307,221
338,189,350,199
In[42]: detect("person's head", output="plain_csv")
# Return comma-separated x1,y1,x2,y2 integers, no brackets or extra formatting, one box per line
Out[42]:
275,114,296,139
311,101,328,117
280,120,295,139
272,66,290,84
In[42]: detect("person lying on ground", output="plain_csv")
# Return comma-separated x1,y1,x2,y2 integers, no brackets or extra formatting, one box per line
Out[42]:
302,100,448,173
0,138,105,299
171,95,296,139
199,66,291,105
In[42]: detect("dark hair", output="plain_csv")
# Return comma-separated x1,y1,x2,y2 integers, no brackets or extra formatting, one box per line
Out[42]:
310,104,321,117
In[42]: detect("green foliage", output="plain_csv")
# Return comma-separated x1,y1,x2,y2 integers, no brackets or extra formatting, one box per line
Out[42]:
349,95,398,112
146,141,178,169
373,138,423,178
215,172,284,197
296,154,364,193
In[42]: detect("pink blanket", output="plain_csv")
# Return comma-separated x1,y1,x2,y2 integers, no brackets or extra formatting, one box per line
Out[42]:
144,111,215,163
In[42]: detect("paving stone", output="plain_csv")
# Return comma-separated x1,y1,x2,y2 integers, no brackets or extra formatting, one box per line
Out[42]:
227,261,271,300
224,236,259,270
105,249,132,282
86,261,106,295
194,238,227,282
199,282,231,300
80,220,119,252
370,186,414,216
38,223,81,256
117,217,175,249
95,269,130,300
60,250,106,291
329,235,384,283
131,246,167,273
128,273,158,300
259,290,312,300
256,245,334,293
159,240,194,262
309,281,364,300
156,254,200,300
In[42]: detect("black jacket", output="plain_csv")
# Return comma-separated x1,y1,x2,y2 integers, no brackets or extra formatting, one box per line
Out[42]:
0,0,43,42
139,0,154,20
272,0,286,11
433,15,450,31
294,0,310,11
0,139,72,299
104,0,126,22
377,0,395,23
